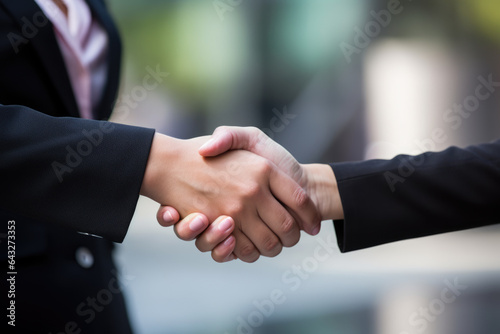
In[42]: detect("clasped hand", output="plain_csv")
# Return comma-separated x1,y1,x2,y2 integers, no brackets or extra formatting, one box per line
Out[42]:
141,127,340,263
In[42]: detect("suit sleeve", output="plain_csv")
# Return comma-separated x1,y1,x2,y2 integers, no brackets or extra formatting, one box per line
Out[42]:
330,139,500,252
0,104,155,242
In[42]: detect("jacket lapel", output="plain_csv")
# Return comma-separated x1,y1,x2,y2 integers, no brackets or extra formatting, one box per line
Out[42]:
0,0,80,118
85,0,122,120
0,0,122,120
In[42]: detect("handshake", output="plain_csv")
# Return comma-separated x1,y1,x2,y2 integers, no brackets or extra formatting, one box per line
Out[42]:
140,126,344,263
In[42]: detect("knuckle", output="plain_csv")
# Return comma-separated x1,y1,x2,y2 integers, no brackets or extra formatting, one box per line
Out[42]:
238,243,259,262
226,201,244,217
248,126,263,138
255,158,273,175
250,126,265,138
217,125,229,132
280,214,296,235
262,235,282,255
239,243,256,257
293,187,309,208
278,213,300,247
214,125,230,136
243,183,261,198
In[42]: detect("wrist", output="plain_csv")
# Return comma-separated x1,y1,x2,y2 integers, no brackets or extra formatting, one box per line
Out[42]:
302,164,344,220
140,133,181,203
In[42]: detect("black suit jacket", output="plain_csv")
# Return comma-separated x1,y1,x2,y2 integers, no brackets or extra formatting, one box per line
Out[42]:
2,0,498,331
332,140,500,252
0,1,154,332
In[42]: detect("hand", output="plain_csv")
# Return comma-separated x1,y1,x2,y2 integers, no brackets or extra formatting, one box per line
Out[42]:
158,127,343,262
196,126,343,220
141,133,321,262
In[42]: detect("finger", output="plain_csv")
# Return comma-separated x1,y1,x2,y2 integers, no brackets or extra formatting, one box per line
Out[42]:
256,195,300,248
195,216,235,252
232,227,261,263
198,127,234,156
199,126,296,177
173,213,209,241
238,212,283,258
198,126,259,157
211,236,237,263
156,205,181,227
269,168,322,235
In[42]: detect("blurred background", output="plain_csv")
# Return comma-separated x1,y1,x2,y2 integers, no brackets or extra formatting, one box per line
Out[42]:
106,0,500,333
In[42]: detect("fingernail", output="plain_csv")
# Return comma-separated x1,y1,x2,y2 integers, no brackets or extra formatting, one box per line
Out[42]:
311,225,321,236
223,235,235,246
199,138,215,152
163,210,174,224
189,215,206,232
223,253,236,262
218,217,233,232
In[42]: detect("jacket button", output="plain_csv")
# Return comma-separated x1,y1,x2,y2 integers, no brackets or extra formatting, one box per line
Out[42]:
75,247,94,269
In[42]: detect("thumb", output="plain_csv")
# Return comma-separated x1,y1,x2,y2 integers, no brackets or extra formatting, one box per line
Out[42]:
198,126,259,157
198,126,235,157
156,205,181,227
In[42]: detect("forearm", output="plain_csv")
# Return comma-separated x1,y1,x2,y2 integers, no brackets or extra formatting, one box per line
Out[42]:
0,105,155,242
330,140,500,252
